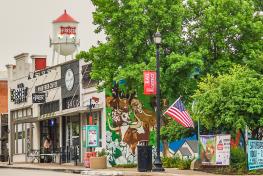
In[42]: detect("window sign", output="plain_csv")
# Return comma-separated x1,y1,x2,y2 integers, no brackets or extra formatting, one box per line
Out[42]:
83,125,99,148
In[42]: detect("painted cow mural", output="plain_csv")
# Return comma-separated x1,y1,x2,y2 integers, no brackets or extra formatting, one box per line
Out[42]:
106,83,156,166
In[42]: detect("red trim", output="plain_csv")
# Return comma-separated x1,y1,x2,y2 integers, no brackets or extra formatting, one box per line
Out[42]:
53,10,78,23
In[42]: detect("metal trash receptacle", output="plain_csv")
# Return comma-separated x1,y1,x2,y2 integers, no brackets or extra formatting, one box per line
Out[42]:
137,140,152,172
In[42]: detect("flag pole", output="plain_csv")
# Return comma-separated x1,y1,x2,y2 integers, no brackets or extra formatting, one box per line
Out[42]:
197,115,200,160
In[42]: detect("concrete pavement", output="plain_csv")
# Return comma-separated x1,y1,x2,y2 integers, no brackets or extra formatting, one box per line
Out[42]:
0,162,237,175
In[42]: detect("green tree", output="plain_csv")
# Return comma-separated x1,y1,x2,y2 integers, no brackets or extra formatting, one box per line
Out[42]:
185,0,263,74
193,65,263,139
77,0,262,143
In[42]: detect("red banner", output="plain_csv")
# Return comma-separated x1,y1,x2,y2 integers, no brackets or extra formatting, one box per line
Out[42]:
144,71,156,95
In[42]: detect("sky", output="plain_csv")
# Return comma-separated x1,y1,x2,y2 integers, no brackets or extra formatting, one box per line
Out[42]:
0,0,105,70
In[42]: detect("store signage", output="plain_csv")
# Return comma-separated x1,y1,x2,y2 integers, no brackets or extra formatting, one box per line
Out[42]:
28,68,52,79
144,71,156,95
32,93,46,103
35,80,60,92
83,125,99,148
200,135,230,165
11,83,28,104
39,112,56,120
64,96,80,109
248,140,263,170
215,135,230,165
60,26,76,35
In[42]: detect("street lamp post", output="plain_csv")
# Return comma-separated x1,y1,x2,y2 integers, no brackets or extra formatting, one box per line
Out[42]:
152,30,165,172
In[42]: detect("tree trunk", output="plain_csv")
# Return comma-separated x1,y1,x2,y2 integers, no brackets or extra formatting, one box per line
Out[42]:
240,130,246,153
162,139,173,158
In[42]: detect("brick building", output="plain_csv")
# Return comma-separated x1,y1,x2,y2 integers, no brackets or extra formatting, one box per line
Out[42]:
0,71,8,161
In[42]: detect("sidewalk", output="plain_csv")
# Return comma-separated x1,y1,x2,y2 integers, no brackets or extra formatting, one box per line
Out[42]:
0,162,223,175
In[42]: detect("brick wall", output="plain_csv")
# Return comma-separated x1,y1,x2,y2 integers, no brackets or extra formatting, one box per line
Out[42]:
0,80,8,113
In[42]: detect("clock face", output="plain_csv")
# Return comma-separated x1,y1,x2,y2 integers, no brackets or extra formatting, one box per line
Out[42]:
65,69,74,91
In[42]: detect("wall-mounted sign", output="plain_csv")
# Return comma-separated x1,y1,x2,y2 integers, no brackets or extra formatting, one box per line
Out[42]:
63,96,80,110
39,112,56,120
144,71,156,95
60,26,76,35
11,83,28,104
32,93,46,103
35,80,61,93
248,140,263,170
28,68,52,80
83,125,99,148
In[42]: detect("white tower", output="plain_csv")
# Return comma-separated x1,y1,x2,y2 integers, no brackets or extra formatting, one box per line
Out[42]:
50,10,80,65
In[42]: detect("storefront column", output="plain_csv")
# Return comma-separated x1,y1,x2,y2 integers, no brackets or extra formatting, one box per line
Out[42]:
32,122,40,150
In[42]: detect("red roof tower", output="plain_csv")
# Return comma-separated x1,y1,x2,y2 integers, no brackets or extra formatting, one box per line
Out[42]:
53,10,78,23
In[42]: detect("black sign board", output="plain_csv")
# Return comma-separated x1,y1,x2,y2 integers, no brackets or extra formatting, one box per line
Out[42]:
63,96,80,110
32,93,46,103
11,83,28,104
35,80,61,93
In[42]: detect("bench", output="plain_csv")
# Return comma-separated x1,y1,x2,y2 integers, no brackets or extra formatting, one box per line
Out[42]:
40,153,56,163
27,150,40,163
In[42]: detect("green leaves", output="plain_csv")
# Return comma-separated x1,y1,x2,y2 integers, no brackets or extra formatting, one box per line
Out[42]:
78,0,263,141
193,65,263,133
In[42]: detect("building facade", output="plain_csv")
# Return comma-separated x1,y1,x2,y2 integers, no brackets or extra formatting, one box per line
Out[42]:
6,53,106,163
0,71,8,161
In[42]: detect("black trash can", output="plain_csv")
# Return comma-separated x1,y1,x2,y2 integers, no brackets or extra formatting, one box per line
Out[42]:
137,140,152,172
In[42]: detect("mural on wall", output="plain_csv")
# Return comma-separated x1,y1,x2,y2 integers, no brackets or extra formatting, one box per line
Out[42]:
106,83,156,166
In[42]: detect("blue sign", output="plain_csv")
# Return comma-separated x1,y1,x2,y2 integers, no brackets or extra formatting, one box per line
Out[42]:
248,140,263,170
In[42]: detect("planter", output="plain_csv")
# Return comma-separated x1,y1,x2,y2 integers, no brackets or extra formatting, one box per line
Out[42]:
90,156,107,169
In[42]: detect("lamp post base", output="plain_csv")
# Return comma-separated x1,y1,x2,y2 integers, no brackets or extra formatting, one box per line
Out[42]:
152,158,165,172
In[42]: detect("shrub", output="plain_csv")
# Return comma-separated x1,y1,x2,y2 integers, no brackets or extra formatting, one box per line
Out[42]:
162,156,192,169
97,149,107,157
177,158,192,170
114,163,137,168
230,147,247,173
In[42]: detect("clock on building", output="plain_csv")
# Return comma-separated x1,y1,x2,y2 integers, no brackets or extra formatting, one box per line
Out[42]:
65,68,74,91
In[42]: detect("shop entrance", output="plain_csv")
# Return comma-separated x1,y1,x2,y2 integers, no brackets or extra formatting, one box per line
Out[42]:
62,115,80,163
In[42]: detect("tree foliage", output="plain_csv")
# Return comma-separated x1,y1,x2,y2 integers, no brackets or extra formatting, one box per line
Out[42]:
193,65,263,138
77,0,263,141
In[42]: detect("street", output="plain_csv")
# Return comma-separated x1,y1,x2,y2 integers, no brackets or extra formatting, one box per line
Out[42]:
0,168,78,176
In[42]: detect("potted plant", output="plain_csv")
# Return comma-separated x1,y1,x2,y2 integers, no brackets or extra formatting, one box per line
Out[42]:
90,149,107,169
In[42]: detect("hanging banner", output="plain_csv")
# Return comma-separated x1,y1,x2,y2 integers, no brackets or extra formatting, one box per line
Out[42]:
215,134,231,165
200,135,216,165
84,125,99,148
143,71,156,95
248,140,263,170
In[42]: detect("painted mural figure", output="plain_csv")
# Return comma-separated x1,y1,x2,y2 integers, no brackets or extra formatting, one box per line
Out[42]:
106,83,156,165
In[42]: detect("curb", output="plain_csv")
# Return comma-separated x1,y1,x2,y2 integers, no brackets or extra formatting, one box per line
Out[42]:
0,165,84,174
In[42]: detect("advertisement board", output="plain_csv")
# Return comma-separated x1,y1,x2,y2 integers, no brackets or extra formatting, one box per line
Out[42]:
215,135,231,165
200,134,230,165
248,140,263,170
200,135,216,165
83,125,99,148
143,71,156,95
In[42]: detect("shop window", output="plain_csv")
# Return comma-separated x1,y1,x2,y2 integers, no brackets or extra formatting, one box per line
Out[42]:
27,108,32,116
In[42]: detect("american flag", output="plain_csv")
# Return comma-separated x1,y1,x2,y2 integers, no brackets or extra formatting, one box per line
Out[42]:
164,97,194,128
